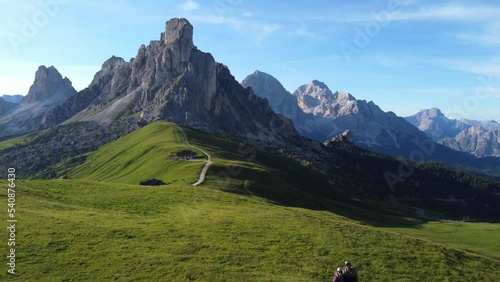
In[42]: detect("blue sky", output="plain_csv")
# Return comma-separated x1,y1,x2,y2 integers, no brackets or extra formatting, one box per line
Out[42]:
1,0,499,120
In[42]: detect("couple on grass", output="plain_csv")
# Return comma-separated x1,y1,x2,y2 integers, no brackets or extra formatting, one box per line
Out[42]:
333,260,358,282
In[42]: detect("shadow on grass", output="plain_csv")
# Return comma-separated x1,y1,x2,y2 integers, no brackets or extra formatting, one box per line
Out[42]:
207,163,426,229
182,125,497,227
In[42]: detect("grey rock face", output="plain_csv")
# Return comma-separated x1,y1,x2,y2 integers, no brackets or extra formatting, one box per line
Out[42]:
324,129,354,145
42,18,300,143
406,109,500,157
440,126,500,157
0,66,77,137
292,80,429,154
241,70,315,136
405,108,467,140
22,66,75,104
242,72,432,156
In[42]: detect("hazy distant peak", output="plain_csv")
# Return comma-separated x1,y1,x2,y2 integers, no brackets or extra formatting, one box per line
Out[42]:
417,108,444,118
22,65,76,104
249,70,278,81
0,94,23,103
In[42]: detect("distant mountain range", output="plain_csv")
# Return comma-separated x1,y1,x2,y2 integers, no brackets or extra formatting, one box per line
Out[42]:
1,17,499,223
406,108,500,158
1,18,499,178
241,71,500,174
0,94,23,103
242,71,428,155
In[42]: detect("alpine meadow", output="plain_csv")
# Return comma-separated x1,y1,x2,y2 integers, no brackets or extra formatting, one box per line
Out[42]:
1,1,500,281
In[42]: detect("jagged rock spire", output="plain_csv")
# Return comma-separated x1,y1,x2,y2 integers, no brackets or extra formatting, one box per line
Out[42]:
161,18,194,63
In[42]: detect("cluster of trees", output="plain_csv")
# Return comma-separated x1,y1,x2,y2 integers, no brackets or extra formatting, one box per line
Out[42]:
324,141,500,221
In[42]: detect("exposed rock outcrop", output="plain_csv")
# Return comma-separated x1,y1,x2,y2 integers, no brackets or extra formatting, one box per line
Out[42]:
243,73,431,156
406,109,500,157
42,18,300,144
22,66,75,104
0,66,77,137
325,129,354,145
241,70,316,136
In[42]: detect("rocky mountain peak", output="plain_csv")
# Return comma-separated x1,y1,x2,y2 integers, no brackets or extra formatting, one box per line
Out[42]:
0,65,77,137
243,70,284,91
241,70,315,137
101,56,126,70
162,18,193,45
22,65,75,104
419,108,444,119
160,18,194,63
252,70,265,76
333,91,355,102
325,129,354,145
249,70,275,80
311,80,329,89
42,18,300,144
293,80,334,101
406,109,500,157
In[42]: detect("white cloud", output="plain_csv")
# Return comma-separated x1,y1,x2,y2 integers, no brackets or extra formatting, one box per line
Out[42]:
319,3,500,24
282,65,298,73
440,59,500,78
390,3,500,22
178,0,200,11
295,26,314,37
452,20,500,47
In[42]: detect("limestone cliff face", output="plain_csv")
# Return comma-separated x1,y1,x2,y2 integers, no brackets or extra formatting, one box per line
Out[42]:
293,80,431,154
440,126,500,157
0,66,76,137
241,70,315,136
42,18,299,143
242,72,433,156
22,66,76,104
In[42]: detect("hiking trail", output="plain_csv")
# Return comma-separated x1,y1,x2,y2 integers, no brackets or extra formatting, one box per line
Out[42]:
173,123,212,186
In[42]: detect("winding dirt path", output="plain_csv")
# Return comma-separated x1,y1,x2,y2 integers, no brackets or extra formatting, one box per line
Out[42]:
173,123,212,186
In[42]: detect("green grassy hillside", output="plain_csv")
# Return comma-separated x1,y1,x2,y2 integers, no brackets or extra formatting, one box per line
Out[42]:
385,221,500,259
0,133,33,150
2,121,499,281
2,179,499,281
71,122,205,185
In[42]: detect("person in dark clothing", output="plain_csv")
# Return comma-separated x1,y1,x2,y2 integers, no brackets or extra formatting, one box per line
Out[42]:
343,260,358,282
333,267,344,282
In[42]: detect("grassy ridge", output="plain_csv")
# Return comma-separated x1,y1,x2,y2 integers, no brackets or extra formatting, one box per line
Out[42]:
71,122,205,185
70,121,499,258
2,179,499,281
